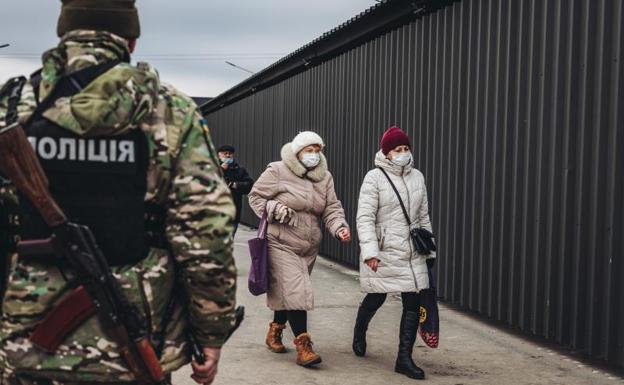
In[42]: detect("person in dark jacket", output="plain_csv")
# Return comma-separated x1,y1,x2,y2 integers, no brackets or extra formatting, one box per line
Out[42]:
218,145,254,235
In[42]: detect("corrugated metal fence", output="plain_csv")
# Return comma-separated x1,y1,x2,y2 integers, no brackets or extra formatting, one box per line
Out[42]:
206,0,624,368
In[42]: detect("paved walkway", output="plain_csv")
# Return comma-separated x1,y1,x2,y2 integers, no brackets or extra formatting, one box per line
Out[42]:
173,227,624,385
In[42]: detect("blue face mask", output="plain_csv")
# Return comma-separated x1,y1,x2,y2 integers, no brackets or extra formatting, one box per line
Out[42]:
391,152,412,167
301,152,321,168
221,157,234,165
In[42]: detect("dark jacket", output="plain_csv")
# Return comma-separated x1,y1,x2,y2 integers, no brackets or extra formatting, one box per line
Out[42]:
223,161,254,222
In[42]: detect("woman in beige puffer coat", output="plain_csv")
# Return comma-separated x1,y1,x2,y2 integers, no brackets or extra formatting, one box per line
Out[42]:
248,131,351,368
353,126,436,381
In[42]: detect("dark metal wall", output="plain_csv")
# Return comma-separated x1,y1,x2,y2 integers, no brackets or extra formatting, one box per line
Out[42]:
206,0,624,368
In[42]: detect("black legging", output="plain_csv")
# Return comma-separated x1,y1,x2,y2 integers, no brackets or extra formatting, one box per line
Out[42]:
274,310,307,336
361,292,420,313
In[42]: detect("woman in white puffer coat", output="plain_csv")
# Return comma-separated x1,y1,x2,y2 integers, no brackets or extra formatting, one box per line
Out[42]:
353,126,436,381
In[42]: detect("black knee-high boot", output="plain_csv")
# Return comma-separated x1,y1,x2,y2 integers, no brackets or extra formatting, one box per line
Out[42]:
395,310,425,380
352,305,377,357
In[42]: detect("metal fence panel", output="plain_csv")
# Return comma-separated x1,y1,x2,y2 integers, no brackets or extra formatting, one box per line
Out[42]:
206,0,624,368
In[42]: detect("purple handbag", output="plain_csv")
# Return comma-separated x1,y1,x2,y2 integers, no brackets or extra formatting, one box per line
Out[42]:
418,266,439,348
247,213,269,296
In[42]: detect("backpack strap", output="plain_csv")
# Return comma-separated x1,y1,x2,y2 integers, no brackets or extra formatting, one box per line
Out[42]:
1,60,117,129
377,167,412,227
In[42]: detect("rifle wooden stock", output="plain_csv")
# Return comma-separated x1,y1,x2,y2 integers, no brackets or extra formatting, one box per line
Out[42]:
0,124,66,227
111,325,154,385
30,286,97,352
135,338,166,382
109,325,166,385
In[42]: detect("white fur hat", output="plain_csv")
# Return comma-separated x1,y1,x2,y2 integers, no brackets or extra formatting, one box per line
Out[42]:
291,131,325,155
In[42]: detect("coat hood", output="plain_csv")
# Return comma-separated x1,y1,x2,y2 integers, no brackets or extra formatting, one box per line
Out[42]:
281,142,328,182
374,150,413,176
38,30,160,137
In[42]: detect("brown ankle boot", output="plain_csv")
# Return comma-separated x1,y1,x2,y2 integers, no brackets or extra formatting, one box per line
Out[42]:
266,322,287,353
293,333,322,367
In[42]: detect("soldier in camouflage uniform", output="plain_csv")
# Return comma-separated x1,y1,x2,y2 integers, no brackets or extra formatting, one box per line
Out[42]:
0,1,236,384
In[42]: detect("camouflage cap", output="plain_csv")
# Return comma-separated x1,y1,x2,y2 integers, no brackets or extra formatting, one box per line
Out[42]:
57,0,140,39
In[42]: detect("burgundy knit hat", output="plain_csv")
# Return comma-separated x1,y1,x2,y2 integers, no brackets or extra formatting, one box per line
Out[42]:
380,126,410,155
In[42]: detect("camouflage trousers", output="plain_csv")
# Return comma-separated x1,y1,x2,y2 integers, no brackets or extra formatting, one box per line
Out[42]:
3,378,131,385
1,374,174,385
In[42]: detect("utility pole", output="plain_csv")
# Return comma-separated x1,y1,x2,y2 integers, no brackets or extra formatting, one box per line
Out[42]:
225,61,255,75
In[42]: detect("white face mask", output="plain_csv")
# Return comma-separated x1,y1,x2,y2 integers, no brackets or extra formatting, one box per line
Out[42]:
391,152,412,167
301,152,321,168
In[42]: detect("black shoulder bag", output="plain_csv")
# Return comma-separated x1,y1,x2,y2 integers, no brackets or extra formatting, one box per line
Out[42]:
377,167,436,255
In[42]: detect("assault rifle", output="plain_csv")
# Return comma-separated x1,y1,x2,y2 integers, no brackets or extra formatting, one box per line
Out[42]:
0,123,166,385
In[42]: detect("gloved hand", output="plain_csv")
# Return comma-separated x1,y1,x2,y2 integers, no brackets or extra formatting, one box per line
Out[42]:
426,258,436,269
274,204,297,226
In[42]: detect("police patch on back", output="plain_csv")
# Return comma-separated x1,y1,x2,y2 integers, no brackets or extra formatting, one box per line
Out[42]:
19,110,150,267
25,120,146,174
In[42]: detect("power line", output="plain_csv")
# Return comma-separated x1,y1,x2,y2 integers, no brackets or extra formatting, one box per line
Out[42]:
0,54,284,62
225,61,255,74
0,52,286,58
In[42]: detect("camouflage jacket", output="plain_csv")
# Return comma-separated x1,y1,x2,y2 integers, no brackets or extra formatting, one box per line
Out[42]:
0,31,237,382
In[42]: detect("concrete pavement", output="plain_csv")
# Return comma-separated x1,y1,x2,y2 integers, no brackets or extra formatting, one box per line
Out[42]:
173,227,624,385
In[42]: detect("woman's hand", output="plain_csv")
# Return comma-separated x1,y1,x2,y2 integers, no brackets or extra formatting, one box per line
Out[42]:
191,347,221,385
337,227,351,243
365,257,380,272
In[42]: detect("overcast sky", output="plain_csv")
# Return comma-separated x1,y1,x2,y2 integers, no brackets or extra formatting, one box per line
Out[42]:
0,0,376,97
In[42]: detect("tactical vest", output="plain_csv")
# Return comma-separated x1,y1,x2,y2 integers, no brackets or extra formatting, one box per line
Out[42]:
7,61,155,266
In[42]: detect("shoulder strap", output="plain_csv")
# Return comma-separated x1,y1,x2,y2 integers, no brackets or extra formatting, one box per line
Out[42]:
26,60,120,126
377,167,411,226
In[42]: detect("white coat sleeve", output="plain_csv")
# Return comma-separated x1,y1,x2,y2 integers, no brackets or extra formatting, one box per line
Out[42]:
356,171,380,262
